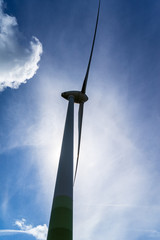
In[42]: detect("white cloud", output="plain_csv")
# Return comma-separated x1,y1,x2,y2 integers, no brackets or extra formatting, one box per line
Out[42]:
15,218,32,231
0,218,48,240
27,224,48,240
15,219,48,240
0,0,43,91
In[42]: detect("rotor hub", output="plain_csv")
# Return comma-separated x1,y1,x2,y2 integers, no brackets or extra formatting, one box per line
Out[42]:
61,91,88,104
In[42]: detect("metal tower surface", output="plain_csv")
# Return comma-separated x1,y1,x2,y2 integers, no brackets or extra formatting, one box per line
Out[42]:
47,96,74,239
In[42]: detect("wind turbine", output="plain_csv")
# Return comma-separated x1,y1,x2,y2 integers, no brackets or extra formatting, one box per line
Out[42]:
47,1,100,239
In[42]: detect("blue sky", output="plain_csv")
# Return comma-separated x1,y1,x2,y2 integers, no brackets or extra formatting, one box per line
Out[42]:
0,0,160,239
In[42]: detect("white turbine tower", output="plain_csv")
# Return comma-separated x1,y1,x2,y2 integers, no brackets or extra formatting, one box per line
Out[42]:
47,1,100,239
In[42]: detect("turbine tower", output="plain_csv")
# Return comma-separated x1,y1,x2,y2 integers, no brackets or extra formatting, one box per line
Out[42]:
47,1,100,239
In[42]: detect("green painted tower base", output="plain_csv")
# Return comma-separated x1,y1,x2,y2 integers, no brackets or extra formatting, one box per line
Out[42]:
47,196,72,240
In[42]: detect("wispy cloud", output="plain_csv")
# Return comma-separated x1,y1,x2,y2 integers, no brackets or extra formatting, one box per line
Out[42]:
0,218,48,240
133,229,160,238
0,0,43,91
1,65,160,240
1,68,160,240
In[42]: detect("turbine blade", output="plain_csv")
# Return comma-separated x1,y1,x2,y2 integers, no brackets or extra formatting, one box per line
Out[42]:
74,103,84,183
81,0,100,94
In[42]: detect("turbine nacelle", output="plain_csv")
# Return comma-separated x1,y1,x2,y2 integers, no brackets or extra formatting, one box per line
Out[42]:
61,91,88,104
